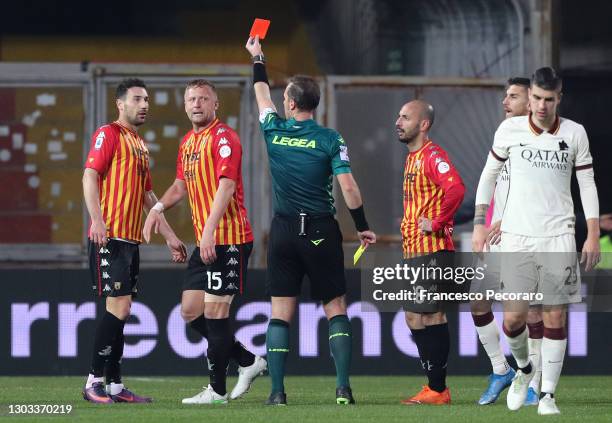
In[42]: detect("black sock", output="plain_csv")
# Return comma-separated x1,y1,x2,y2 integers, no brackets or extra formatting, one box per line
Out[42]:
206,318,233,396
105,327,125,385
520,362,532,375
410,328,428,372
90,311,124,378
190,314,254,367
189,315,208,337
231,339,256,367
423,323,450,393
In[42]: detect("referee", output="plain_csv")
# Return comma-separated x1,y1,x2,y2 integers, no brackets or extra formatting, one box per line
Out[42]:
245,36,376,406
396,100,465,405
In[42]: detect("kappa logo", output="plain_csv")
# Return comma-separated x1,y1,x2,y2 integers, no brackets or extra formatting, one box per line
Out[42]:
311,239,325,246
114,281,122,290
227,270,238,278
428,258,437,267
227,245,239,253
100,259,109,267
99,247,110,254
216,127,226,135
103,284,111,292
226,282,238,290
98,345,112,356
227,257,239,266
102,272,110,279
218,137,229,145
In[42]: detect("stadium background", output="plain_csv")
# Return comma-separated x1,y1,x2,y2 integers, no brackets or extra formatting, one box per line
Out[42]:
1,0,611,377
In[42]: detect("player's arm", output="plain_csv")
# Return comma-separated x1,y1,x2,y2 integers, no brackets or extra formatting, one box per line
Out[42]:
142,179,188,242
82,168,107,246
143,189,187,263
200,178,237,264
575,126,601,270
337,173,376,247
420,154,465,234
472,125,509,252
245,36,277,115
83,127,116,246
473,154,504,251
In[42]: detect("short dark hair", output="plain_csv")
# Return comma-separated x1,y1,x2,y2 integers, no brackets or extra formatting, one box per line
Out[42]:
507,77,530,88
531,67,562,91
116,78,147,99
185,79,217,93
287,75,320,112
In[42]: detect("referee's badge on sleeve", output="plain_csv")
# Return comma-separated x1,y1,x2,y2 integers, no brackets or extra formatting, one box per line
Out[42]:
340,145,350,161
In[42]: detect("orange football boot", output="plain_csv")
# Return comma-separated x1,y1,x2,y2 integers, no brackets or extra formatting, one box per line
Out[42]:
401,385,451,405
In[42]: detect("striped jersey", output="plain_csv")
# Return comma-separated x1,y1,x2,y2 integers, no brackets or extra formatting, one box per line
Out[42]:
401,140,464,257
176,118,253,245
85,121,152,243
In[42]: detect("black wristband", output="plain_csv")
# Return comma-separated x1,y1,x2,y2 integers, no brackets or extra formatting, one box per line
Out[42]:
253,62,269,85
348,205,369,232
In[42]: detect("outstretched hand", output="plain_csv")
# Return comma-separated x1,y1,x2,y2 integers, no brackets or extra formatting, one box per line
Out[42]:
245,36,263,57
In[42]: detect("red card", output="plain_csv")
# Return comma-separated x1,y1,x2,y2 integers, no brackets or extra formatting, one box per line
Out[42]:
250,18,270,40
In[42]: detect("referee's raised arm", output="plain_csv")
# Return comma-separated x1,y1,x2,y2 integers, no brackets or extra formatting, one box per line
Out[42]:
245,36,276,115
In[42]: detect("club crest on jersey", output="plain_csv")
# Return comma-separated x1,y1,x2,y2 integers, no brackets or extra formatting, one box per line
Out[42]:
94,132,105,150
114,282,122,290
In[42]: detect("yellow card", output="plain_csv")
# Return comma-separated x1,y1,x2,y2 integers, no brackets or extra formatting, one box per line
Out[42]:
353,244,367,265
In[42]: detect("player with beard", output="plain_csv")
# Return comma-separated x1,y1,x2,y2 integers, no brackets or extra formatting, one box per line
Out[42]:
83,78,187,403
396,100,465,405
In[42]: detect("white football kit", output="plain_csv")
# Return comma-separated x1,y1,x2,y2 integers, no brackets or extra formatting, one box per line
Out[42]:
476,114,599,304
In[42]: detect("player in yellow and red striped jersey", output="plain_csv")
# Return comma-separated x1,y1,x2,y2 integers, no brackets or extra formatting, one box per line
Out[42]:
396,100,465,406
82,78,186,404
143,79,265,405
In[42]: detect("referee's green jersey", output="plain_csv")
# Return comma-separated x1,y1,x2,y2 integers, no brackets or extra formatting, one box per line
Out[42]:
259,109,352,216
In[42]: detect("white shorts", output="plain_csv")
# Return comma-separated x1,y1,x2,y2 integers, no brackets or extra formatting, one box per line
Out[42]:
499,233,581,306
470,243,502,294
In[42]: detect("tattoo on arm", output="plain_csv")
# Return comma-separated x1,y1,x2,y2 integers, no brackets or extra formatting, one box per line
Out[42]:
474,204,488,225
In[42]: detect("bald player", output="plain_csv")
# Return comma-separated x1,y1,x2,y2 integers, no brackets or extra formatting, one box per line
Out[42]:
396,100,465,405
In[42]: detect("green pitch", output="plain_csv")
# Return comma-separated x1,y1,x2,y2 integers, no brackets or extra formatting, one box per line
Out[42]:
0,376,610,422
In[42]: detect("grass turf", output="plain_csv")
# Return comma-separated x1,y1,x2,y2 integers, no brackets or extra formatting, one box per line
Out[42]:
0,375,610,422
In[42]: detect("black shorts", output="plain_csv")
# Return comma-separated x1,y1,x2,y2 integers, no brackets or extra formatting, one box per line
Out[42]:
183,242,253,296
267,214,346,303
88,239,139,298
403,250,456,313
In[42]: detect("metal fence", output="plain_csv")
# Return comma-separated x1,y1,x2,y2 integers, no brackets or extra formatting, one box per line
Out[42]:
0,65,505,266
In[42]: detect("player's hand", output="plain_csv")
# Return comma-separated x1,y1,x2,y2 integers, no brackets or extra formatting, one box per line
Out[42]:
472,224,488,253
358,230,376,247
90,218,108,246
142,210,163,243
166,235,187,263
245,36,263,57
581,236,601,272
487,220,502,246
418,217,433,234
200,229,217,265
